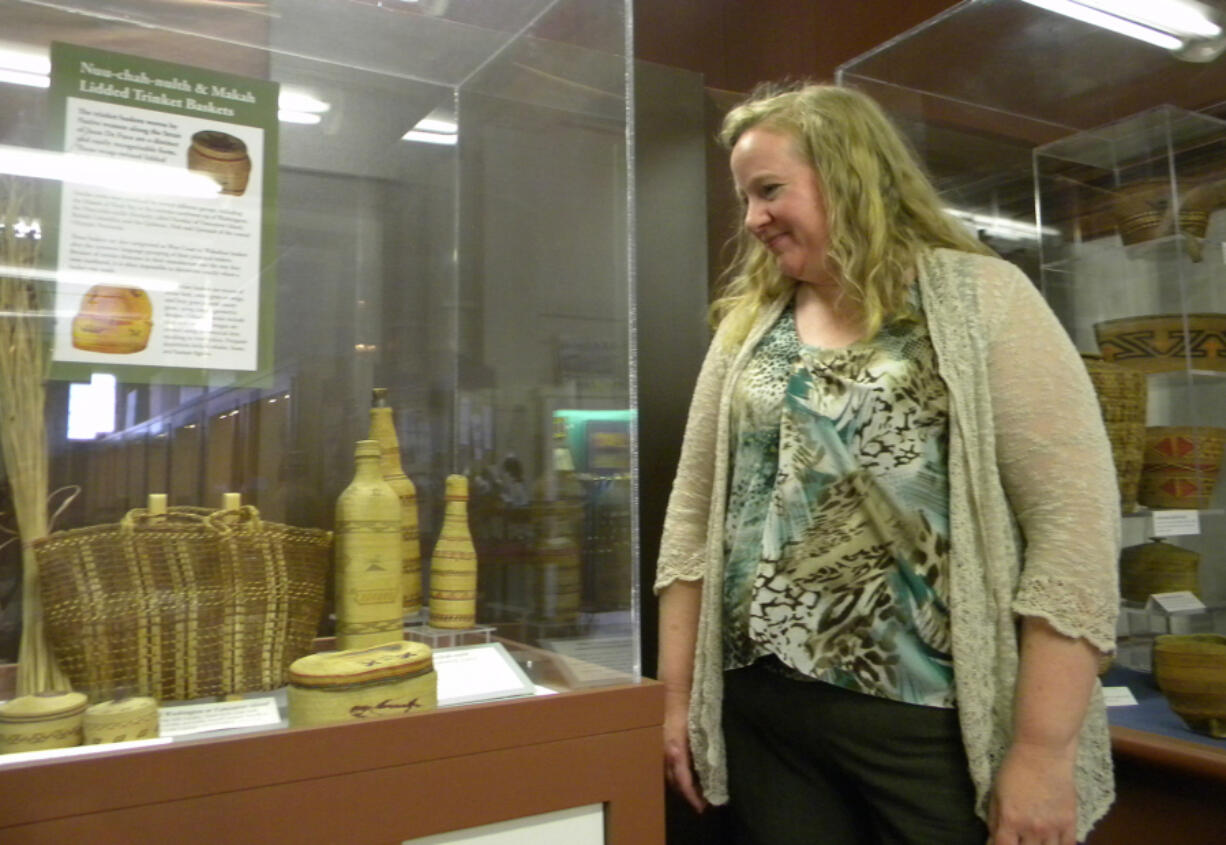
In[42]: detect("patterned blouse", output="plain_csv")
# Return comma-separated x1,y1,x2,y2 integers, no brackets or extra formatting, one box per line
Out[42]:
722,297,956,708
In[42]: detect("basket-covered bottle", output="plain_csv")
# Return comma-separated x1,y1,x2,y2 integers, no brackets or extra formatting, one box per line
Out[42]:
368,388,422,617
335,440,404,649
429,475,477,629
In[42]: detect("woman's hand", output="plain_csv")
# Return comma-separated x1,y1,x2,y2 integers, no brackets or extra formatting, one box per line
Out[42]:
988,616,1099,844
663,692,707,813
658,580,706,813
987,741,1077,845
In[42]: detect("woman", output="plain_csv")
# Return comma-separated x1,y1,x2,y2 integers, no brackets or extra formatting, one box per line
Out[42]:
656,83,1119,845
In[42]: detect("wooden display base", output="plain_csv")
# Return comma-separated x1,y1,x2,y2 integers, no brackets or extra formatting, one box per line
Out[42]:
0,678,664,844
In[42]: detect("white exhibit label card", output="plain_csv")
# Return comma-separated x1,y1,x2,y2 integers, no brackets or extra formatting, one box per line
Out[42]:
158,696,280,737
433,642,535,707
1102,686,1138,708
1150,509,1200,537
1146,591,1207,615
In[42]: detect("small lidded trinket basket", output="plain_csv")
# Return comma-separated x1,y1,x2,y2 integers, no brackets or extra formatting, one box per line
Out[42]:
286,641,437,729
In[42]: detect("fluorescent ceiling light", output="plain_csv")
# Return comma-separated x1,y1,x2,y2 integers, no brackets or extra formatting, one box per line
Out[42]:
403,130,457,145
415,117,456,134
0,145,221,198
402,113,458,145
0,68,49,88
0,45,50,75
278,89,330,114
0,263,179,297
1074,0,1220,38
1019,0,1219,50
947,208,1057,241
278,110,322,125
0,44,51,88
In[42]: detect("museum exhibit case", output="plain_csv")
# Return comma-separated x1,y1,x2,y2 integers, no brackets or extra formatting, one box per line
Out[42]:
839,0,1226,839
0,1,661,842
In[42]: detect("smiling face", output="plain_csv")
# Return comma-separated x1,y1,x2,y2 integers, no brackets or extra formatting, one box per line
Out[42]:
729,126,833,286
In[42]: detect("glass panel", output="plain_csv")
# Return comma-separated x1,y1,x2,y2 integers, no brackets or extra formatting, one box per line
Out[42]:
837,0,1226,657
0,0,634,758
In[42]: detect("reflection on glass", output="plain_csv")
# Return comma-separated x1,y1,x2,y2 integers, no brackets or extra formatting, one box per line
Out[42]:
0,0,637,730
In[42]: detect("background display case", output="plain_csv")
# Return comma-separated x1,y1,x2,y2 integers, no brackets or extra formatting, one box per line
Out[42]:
840,0,1226,653
1034,107,1226,668
0,0,660,841
839,1,1226,840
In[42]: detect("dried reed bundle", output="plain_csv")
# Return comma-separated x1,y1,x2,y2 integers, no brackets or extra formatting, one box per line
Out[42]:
0,175,69,694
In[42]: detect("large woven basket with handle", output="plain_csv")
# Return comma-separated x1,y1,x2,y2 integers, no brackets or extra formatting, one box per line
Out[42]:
32,505,331,703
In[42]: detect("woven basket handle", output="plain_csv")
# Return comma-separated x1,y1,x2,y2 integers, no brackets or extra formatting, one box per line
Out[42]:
207,504,263,533
121,507,206,532
120,505,262,534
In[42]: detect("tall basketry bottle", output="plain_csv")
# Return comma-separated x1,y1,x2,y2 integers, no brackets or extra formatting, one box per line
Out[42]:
533,500,581,624
368,388,422,618
335,440,404,649
429,475,477,629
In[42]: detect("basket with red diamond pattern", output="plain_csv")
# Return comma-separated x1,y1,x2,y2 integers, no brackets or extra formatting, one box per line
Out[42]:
1139,426,1226,509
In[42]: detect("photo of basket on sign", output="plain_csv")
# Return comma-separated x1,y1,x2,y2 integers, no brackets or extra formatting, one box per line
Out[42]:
186,129,253,196
71,284,153,354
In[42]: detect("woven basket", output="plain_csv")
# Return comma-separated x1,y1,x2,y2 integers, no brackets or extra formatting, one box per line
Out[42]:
33,506,332,702
0,691,88,754
1139,426,1226,509
1111,180,1174,245
1119,538,1200,603
83,697,159,745
1095,313,1226,374
1082,355,1147,512
1154,634,1226,738
287,641,436,728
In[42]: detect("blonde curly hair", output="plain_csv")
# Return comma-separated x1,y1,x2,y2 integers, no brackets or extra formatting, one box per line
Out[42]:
712,82,993,347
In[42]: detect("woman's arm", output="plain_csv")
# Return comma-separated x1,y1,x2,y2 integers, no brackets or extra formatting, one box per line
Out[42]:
979,260,1120,843
659,579,706,812
989,617,1100,845
654,328,731,810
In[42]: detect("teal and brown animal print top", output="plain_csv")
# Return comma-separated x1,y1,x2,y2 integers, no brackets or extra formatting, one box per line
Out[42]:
722,298,955,708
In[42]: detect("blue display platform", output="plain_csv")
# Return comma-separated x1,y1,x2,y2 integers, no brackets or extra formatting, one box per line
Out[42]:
1103,665,1226,751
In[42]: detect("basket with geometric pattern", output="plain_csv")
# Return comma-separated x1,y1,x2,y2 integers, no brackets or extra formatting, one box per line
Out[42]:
1082,355,1147,512
32,505,331,703
1138,426,1226,510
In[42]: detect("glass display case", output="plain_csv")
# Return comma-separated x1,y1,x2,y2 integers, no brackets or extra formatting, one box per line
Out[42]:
0,0,640,768
839,0,1226,763
1033,106,1226,664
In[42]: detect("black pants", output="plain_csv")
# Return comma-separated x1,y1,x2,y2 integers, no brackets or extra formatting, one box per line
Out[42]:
722,659,989,845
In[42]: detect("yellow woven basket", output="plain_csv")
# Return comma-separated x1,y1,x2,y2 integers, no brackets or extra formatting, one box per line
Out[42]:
1082,355,1147,512
83,697,159,745
1095,313,1226,374
287,641,436,729
33,506,332,702
0,691,88,754
1154,634,1226,738
1138,426,1226,509
1119,538,1200,603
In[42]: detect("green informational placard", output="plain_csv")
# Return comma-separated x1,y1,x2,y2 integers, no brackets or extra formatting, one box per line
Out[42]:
46,42,279,387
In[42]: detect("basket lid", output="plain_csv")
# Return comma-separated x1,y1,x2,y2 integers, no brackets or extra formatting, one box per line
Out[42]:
85,697,158,721
1121,537,1200,566
289,641,432,688
1154,633,1226,655
0,691,89,723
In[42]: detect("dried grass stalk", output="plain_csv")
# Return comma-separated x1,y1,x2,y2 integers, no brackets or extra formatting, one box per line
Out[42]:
0,174,70,694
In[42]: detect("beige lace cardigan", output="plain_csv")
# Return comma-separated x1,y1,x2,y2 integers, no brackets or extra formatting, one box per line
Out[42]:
655,248,1120,838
